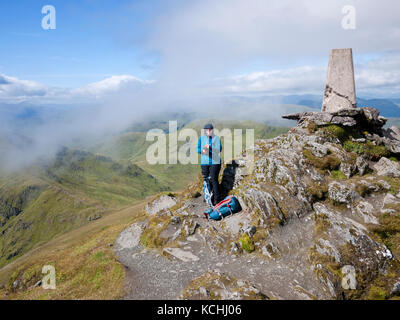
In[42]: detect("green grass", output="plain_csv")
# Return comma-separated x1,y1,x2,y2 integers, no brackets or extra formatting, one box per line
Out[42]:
0,200,149,299
321,124,350,142
0,148,166,268
302,149,341,171
343,140,390,160
239,233,255,253
331,170,347,180
370,212,400,258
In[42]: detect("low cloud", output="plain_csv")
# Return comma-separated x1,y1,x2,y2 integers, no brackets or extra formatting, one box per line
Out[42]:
0,74,151,104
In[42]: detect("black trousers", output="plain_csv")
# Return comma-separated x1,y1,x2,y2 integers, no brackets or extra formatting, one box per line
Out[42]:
201,164,221,205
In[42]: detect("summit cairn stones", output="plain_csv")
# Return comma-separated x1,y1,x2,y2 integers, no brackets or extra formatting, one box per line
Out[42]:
282,48,400,155
322,48,356,112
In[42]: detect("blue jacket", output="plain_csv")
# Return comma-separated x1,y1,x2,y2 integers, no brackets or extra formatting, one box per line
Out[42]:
197,135,222,165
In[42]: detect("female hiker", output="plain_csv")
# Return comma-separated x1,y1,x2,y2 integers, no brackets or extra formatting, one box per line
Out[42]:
197,123,222,206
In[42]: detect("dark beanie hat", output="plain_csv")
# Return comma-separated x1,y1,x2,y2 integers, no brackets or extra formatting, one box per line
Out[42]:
204,123,214,130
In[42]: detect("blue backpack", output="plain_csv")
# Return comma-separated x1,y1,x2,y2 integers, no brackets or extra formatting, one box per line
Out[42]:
203,177,213,207
204,195,242,220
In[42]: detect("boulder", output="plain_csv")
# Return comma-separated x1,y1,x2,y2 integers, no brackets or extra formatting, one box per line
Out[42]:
282,107,386,132
388,126,400,141
162,247,200,262
115,223,143,250
356,156,369,176
391,282,400,296
145,195,177,216
373,157,400,178
328,181,357,204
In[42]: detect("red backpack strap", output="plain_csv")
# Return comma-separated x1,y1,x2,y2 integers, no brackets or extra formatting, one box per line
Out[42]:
214,197,231,209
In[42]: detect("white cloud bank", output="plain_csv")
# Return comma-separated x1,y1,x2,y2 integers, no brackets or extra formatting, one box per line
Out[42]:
2,52,400,105
0,74,151,104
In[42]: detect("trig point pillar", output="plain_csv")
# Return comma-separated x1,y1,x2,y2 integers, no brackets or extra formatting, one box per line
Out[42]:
322,48,356,112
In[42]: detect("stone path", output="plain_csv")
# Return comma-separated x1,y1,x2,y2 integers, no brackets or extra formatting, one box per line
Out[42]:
114,196,331,300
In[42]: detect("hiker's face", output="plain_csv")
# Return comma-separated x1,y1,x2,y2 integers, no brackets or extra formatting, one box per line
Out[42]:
205,129,213,136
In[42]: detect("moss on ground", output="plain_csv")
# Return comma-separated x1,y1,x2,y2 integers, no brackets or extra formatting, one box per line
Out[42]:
382,176,400,196
139,213,172,249
370,212,400,258
331,170,347,180
306,182,329,202
313,213,332,240
343,140,390,160
239,233,255,253
320,125,350,142
302,149,341,172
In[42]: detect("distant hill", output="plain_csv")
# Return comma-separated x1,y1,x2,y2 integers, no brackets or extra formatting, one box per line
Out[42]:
270,95,400,118
0,147,166,268
89,119,289,190
357,98,400,118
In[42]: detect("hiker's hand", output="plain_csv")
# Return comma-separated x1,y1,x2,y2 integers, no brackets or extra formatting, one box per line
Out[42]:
202,144,211,154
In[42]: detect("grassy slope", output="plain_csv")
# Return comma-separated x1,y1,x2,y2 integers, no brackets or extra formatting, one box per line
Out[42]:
0,197,151,299
0,148,166,268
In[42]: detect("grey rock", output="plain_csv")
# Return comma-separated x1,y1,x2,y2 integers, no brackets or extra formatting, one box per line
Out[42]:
230,242,239,253
354,201,378,225
171,228,182,241
341,265,357,290
145,195,177,216
356,156,369,176
340,162,356,179
183,220,200,236
163,247,200,262
171,216,181,225
328,181,357,204
331,116,357,126
283,107,387,135
199,287,210,297
310,144,329,158
388,126,400,141
115,223,143,250
373,157,400,178
383,193,400,208
244,226,257,237
391,282,400,296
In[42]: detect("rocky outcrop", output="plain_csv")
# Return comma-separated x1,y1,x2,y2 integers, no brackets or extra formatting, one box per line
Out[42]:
0,184,45,227
282,107,387,131
145,194,177,216
282,107,400,157
115,112,400,300
373,157,400,178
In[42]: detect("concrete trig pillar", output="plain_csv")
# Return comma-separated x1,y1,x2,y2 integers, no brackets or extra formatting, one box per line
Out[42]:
322,48,356,112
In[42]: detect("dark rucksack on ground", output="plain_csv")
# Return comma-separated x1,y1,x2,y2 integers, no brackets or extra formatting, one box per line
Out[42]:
204,195,242,220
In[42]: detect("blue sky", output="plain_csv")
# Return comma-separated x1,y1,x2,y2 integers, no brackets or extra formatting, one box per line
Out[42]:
0,0,161,87
0,0,400,103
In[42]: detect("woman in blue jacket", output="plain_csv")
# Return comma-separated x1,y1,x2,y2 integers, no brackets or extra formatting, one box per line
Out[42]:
197,123,222,205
